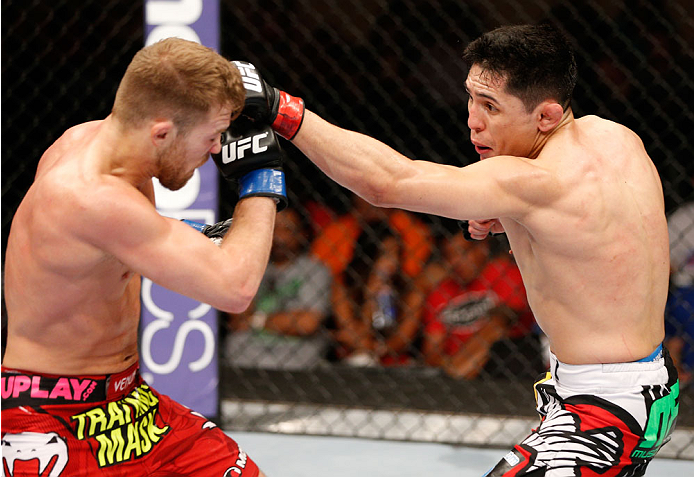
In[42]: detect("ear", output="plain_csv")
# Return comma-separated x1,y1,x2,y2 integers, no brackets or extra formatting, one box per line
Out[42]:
536,102,564,132
150,120,175,147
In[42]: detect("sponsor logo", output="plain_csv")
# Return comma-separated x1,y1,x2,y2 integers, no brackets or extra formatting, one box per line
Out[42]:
1,375,97,403
110,369,137,394
2,432,69,476
631,381,679,459
142,0,219,418
70,383,170,468
233,61,263,93
221,132,270,164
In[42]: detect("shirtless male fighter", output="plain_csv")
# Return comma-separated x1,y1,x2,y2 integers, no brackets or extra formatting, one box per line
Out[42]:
2,38,284,476
232,24,679,476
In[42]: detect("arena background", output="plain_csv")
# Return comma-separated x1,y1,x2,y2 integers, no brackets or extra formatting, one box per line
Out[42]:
3,0,693,460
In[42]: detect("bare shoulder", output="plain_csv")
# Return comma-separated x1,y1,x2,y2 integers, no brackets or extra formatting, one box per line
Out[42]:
33,158,156,255
576,115,644,146
36,121,104,176
482,154,562,206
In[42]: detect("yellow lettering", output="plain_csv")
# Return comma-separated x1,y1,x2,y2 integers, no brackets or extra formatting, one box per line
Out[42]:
71,411,89,440
95,427,125,467
123,421,142,460
79,385,170,467
123,395,148,418
138,412,153,454
146,409,170,443
85,408,108,437
106,402,127,429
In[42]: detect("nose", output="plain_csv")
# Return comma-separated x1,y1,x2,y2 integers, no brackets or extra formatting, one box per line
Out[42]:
467,102,484,132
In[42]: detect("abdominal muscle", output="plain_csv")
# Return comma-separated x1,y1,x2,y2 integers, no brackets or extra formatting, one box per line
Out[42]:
3,264,143,376
506,218,667,365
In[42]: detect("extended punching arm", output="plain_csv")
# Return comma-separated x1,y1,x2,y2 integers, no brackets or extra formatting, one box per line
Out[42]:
232,61,305,140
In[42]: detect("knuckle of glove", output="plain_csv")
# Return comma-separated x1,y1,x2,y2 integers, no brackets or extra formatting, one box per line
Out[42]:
211,124,284,181
232,60,276,123
211,123,288,211
231,60,303,139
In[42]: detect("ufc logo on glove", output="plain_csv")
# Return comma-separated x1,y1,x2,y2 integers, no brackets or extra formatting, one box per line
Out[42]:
221,132,270,164
233,61,263,93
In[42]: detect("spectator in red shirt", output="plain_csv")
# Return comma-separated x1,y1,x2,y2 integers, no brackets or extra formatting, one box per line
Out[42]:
421,224,537,379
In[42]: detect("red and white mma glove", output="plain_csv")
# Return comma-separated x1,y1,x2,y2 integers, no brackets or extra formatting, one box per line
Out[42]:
232,60,305,140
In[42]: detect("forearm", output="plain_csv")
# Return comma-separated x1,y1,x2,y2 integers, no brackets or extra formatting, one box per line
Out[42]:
218,198,276,307
292,110,412,206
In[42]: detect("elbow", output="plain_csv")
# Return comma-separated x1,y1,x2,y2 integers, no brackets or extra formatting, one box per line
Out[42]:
223,290,256,314
214,272,261,314
360,175,398,208
215,293,254,314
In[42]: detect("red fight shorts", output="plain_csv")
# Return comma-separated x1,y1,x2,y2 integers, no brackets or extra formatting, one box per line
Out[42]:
1,363,260,477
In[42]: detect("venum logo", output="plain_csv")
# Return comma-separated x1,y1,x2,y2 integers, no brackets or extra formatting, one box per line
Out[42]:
2,432,68,476
111,370,136,393
221,132,269,164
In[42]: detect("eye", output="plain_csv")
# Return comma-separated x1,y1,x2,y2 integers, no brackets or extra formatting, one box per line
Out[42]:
486,103,497,112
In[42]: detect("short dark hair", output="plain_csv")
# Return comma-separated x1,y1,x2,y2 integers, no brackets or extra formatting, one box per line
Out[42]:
463,23,577,112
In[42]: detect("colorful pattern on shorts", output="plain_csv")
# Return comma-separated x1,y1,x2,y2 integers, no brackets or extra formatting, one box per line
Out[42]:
69,382,171,468
2,376,259,476
485,350,679,476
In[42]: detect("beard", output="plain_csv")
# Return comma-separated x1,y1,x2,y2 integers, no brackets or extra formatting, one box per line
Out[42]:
155,140,194,191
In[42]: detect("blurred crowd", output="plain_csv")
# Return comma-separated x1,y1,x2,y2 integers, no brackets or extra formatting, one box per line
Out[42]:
222,193,546,381
222,189,694,385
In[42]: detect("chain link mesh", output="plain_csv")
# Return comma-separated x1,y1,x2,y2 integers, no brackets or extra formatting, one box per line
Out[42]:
3,0,693,460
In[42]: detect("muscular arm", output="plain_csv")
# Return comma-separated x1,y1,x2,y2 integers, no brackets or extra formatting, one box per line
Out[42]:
78,179,276,313
293,110,557,221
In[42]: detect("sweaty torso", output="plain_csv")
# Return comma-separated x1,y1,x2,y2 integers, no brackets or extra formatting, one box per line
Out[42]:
3,122,144,375
503,116,669,364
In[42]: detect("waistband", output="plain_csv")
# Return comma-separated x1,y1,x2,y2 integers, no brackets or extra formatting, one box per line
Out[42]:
1,362,140,408
549,345,670,390
636,343,663,362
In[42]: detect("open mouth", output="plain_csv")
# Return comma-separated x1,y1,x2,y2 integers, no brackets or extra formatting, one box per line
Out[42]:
474,144,492,155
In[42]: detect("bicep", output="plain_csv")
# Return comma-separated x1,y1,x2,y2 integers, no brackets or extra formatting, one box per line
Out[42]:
385,156,554,221
77,186,241,306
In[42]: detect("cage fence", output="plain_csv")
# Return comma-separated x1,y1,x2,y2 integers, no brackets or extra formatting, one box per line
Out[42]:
2,0,693,460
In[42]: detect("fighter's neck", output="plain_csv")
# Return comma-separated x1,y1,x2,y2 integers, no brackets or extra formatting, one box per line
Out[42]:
527,108,574,159
93,116,155,188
